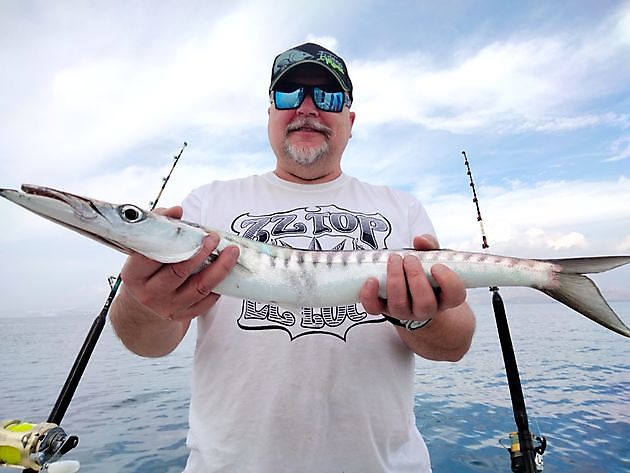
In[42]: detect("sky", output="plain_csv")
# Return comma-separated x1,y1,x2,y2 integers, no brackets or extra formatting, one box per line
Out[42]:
0,0,629,316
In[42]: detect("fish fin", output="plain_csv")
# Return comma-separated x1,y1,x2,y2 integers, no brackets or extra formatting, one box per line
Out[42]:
540,273,630,337
205,252,253,274
234,260,254,274
541,255,630,274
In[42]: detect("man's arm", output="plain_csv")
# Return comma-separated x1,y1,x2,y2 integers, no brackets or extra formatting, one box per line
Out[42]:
359,235,476,361
109,206,239,358
110,286,192,357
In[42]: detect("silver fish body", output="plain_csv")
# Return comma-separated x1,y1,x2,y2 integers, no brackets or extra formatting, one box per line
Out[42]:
1,184,629,337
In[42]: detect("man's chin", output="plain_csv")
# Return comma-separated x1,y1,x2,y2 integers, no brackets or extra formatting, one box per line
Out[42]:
286,131,327,146
288,153,325,166
284,141,329,166
287,150,327,166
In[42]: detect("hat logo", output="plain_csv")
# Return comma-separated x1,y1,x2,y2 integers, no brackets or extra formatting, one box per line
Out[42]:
317,51,345,76
273,50,312,75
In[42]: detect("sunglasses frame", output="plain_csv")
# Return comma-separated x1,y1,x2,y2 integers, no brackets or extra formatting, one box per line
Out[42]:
270,84,351,113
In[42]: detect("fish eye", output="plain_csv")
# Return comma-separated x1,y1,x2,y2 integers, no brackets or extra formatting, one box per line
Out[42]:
119,205,145,223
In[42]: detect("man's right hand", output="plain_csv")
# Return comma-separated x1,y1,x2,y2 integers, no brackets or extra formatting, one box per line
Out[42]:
118,206,240,323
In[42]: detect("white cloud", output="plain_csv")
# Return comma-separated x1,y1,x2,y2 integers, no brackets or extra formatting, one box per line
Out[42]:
305,35,339,51
518,113,629,133
0,0,359,184
525,228,587,250
425,177,630,257
605,135,630,162
352,3,630,132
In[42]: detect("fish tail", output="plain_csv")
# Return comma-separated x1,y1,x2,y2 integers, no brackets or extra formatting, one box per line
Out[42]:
542,255,630,274
540,256,630,337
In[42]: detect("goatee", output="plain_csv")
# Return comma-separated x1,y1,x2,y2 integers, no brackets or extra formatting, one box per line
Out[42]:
284,117,332,165
284,140,330,165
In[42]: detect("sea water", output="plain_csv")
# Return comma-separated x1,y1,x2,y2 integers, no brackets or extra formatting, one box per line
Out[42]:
1,300,628,472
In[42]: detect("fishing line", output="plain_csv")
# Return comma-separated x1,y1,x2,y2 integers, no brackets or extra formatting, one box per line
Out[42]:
461,150,546,473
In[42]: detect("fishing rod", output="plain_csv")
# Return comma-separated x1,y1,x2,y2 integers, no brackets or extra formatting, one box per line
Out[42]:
461,151,546,473
0,142,186,473
47,141,187,425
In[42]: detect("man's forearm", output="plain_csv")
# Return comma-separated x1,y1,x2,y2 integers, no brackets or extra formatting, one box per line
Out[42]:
397,302,476,362
110,285,191,358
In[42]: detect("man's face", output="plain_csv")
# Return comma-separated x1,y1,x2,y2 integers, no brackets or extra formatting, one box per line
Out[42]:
268,65,355,179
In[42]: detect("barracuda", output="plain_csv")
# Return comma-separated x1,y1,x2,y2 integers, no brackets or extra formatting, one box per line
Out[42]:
1,184,629,337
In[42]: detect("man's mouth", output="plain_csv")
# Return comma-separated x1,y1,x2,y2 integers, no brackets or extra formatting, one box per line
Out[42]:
292,126,319,133
286,118,332,137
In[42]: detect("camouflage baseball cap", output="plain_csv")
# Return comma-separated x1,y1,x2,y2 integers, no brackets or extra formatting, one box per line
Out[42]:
269,42,353,101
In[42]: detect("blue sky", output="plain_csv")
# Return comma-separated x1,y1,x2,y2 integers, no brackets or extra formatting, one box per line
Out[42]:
0,0,629,314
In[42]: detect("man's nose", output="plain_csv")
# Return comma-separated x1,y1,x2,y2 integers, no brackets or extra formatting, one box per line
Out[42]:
296,92,318,115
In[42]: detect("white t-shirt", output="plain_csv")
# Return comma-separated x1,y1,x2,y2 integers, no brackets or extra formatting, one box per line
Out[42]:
181,172,436,473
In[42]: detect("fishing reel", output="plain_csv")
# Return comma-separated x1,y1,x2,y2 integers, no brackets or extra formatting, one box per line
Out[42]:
0,420,79,472
501,431,546,472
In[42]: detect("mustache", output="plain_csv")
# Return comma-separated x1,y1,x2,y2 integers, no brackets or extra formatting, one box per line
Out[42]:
286,117,332,137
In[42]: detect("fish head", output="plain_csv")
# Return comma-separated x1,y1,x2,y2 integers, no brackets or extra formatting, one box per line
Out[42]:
0,185,205,263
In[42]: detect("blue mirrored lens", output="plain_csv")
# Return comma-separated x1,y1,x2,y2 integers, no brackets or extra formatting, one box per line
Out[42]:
313,88,344,112
274,88,305,110
273,86,345,112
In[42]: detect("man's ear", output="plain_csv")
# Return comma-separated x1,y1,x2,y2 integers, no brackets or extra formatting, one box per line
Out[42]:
349,111,356,138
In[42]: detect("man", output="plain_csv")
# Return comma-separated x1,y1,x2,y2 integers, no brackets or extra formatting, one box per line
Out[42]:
110,42,476,472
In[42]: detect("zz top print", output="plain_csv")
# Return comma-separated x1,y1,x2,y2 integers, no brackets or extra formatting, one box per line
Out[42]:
231,205,392,340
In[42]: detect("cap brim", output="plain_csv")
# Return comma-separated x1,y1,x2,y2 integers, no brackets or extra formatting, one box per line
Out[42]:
269,61,350,93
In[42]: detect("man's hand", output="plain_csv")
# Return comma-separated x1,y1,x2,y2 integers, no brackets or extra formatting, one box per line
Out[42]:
359,234,474,361
119,206,240,323
359,234,466,325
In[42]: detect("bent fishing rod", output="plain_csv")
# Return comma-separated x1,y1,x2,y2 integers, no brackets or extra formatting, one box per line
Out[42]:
0,143,186,473
461,151,546,473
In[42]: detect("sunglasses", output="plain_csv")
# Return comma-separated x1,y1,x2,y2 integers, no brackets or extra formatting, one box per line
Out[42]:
272,84,351,113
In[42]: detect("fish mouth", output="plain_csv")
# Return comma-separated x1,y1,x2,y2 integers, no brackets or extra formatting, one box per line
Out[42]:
11,184,133,255
21,184,66,200
21,184,107,220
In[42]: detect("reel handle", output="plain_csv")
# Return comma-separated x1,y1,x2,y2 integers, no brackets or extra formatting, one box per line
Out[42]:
0,420,78,471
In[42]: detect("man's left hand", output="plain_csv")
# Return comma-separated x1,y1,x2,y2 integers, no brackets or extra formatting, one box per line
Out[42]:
359,234,467,324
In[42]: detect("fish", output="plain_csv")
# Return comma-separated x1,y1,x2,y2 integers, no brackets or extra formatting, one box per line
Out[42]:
1,184,629,337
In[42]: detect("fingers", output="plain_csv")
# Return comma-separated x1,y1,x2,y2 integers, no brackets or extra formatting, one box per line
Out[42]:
359,278,387,315
154,205,183,219
362,249,467,324
145,233,221,292
121,231,218,285
413,234,439,251
167,244,239,321
360,254,437,320
386,254,413,316
384,254,437,320
121,252,164,284
412,234,466,310
120,231,240,321
431,263,467,310
402,255,438,317
181,245,240,298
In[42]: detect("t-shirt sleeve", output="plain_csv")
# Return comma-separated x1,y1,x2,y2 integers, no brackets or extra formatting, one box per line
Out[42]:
408,197,438,242
181,187,204,224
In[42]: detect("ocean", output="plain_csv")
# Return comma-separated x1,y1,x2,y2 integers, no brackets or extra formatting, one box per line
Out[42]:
1,299,628,472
